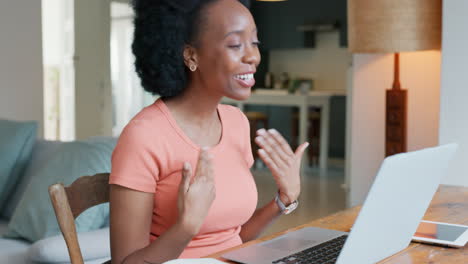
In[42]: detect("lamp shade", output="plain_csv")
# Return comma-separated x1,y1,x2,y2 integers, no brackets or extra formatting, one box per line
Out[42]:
348,0,442,53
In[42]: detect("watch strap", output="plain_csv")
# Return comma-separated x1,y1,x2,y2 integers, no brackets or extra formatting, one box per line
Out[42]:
275,192,298,215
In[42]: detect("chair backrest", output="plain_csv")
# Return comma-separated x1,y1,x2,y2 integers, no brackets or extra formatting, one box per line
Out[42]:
48,173,110,264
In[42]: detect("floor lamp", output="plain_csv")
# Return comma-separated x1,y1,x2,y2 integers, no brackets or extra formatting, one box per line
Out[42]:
348,0,442,157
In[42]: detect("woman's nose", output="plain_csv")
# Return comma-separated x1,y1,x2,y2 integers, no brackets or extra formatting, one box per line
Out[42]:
242,45,261,66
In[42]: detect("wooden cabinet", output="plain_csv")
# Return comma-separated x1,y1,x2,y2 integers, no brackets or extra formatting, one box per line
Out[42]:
250,0,347,50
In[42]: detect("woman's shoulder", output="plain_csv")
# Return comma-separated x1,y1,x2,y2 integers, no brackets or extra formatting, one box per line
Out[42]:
219,103,246,120
129,99,167,125
119,100,168,139
219,103,250,128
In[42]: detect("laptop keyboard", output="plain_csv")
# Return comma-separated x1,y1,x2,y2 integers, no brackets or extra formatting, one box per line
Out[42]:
272,235,348,264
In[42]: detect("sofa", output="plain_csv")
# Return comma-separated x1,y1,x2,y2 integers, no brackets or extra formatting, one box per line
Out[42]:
0,119,115,263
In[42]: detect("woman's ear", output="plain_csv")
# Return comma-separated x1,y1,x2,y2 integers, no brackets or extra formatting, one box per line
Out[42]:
183,45,198,69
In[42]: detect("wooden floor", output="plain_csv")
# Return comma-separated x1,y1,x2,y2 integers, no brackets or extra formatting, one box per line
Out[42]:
252,165,347,237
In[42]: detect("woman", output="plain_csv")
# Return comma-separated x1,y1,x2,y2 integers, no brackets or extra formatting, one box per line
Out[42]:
109,0,309,263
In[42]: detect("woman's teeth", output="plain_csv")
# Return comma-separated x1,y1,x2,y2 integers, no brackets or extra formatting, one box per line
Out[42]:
235,73,254,80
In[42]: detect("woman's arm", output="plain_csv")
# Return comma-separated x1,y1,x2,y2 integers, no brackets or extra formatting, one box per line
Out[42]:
239,198,282,242
110,149,215,264
110,184,194,264
240,128,309,242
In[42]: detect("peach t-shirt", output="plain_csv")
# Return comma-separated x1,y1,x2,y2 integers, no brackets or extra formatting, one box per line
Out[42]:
109,99,258,258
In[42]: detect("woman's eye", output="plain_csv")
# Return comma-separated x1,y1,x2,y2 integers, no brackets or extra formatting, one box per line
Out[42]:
228,44,242,49
252,41,261,47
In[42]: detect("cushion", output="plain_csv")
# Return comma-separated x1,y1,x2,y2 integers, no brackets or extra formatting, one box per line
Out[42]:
3,137,117,242
0,219,30,264
0,218,10,236
1,139,64,220
0,119,37,210
85,257,112,264
28,227,110,263
0,237,30,264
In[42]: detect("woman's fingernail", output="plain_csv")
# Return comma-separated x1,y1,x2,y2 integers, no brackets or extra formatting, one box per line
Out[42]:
268,128,278,134
257,129,266,134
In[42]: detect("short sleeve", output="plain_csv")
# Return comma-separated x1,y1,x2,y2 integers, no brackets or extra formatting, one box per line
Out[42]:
238,109,255,169
109,122,159,193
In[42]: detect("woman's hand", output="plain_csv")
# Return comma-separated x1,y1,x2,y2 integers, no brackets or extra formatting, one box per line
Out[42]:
255,128,309,205
177,148,216,236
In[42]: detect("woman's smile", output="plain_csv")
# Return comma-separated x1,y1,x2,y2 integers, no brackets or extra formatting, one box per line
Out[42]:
233,71,256,88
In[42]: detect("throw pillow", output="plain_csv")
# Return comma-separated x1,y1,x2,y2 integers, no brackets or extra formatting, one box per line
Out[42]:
28,227,110,263
3,138,116,242
0,119,37,210
1,139,63,220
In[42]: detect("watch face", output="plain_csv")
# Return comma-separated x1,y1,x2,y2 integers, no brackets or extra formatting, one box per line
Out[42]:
284,201,298,215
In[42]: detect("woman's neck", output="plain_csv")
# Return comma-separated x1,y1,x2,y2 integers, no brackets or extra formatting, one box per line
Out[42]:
163,84,221,129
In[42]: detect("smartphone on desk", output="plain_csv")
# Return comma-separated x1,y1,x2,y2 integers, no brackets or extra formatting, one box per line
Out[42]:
412,220,468,248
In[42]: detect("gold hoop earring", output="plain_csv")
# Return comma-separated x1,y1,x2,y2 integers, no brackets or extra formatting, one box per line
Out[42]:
189,64,197,72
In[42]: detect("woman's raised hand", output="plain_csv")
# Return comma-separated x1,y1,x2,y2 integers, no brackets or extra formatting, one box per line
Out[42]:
255,128,309,205
177,148,216,236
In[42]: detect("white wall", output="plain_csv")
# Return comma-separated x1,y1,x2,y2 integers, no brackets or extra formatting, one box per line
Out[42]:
348,51,441,206
347,54,389,207
269,32,351,91
438,0,468,187
42,0,64,66
43,0,67,140
74,0,113,139
0,1,43,137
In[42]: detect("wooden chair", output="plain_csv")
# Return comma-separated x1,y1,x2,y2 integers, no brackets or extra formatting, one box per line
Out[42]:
48,173,111,264
291,108,321,165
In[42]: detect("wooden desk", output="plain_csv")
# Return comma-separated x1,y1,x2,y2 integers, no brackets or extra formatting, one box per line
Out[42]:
209,185,468,263
222,90,346,170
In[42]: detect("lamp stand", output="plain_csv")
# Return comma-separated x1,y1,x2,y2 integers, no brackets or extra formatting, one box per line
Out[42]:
385,53,407,156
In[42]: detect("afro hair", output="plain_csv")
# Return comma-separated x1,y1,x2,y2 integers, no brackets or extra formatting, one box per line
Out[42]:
131,0,251,98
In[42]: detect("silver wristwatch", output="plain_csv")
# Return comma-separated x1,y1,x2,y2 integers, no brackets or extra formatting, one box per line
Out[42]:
275,192,299,215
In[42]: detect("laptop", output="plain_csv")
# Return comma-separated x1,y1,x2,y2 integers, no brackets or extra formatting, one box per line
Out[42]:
223,143,458,264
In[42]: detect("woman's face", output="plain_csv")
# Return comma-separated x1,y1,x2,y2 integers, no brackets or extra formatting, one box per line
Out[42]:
191,0,261,100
